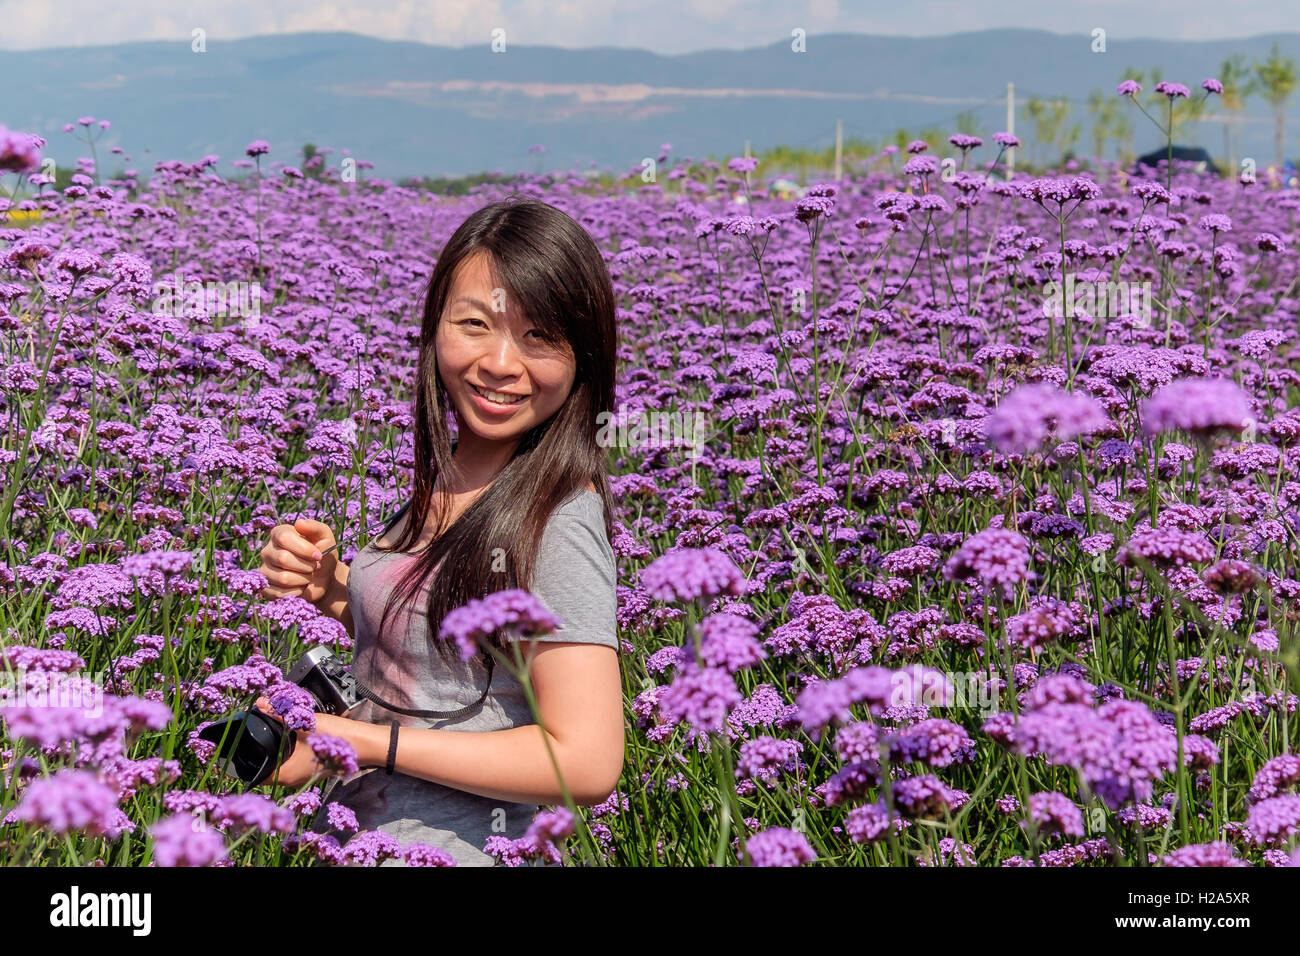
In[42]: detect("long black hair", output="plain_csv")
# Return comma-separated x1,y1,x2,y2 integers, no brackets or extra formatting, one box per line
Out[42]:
372,196,618,666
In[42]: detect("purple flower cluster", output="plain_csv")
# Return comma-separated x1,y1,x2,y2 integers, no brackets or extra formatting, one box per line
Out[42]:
641,547,747,603
742,826,817,866
943,527,1031,600
983,383,1110,454
1140,377,1252,439
437,588,561,660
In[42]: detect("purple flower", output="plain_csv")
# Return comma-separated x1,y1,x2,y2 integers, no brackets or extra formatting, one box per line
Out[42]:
943,527,1031,600
245,140,270,157
845,801,895,843
522,806,574,861
892,774,957,819
742,826,817,866
794,193,835,223
1162,842,1248,867
902,155,939,177
437,589,561,661
214,793,296,836
891,718,974,767
282,789,322,817
1201,78,1223,95
1012,697,1178,810
325,802,360,833
1154,81,1190,99
264,681,319,731
150,813,228,866
735,736,803,782
1245,795,1300,846
308,733,360,776
483,808,574,866
6,770,131,838
0,126,43,173
1249,754,1300,803
1005,597,1081,649
984,383,1109,454
1117,80,1141,97
1202,559,1260,595
404,843,458,866
122,550,196,580
340,829,403,866
1130,180,1172,204
659,663,742,735
53,248,103,277
1025,791,1085,838
1140,377,1252,439
993,131,1020,148
641,548,746,603
1256,232,1287,253
695,612,767,673
881,545,940,576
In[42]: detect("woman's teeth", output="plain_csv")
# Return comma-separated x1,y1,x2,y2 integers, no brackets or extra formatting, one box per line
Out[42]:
473,384,527,405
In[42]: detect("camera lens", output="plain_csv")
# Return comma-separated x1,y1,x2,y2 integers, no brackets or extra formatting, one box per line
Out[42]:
199,711,290,785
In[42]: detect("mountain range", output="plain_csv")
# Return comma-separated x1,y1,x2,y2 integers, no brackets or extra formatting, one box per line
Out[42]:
4,29,1299,180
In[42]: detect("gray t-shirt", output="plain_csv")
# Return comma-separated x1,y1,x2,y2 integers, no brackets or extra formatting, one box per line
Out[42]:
307,488,619,866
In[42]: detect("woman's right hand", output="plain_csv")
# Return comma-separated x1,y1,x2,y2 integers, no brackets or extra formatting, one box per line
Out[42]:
257,519,339,604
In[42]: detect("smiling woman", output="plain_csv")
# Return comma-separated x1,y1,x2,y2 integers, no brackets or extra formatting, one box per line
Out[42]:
254,196,623,866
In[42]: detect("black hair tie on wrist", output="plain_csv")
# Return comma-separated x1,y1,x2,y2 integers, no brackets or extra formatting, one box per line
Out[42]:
385,721,400,775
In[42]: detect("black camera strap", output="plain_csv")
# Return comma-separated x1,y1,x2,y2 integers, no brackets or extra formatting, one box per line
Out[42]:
350,656,494,720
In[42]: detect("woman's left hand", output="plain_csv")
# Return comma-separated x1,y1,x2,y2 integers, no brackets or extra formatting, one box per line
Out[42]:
251,697,362,789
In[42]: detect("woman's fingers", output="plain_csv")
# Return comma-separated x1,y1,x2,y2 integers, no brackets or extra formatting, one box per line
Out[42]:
294,519,336,552
268,549,317,575
273,525,324,563
262,568,311,589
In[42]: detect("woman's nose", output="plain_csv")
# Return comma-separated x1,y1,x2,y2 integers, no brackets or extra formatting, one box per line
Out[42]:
480,331,526,378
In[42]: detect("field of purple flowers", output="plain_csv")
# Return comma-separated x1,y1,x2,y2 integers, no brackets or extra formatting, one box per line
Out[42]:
2,101,1300,866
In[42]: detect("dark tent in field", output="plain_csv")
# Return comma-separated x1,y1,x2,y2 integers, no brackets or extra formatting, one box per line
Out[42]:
1135,146,1221,176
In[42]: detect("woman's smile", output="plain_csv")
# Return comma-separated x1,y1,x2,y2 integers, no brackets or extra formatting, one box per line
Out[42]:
469,382,529,407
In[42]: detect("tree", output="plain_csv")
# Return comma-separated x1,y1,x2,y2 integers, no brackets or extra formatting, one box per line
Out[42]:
1217,54,1254,174
1086,89,1122,161
1024,97,1047,166
954,110,980,136
1024,97,1071,168
1253,42,1298,168
1118,67,1144,159
300,142,323,181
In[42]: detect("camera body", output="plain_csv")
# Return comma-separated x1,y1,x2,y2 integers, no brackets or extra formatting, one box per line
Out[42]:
285,645,362,716
198,646,364,785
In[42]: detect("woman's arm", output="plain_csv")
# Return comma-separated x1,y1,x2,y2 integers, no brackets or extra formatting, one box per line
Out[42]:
348,641,624,806
313,560,354,639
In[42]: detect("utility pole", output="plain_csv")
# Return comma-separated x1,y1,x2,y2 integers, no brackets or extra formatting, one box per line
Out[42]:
1006,82,1016,179
744,139,751,158
834,118,843,182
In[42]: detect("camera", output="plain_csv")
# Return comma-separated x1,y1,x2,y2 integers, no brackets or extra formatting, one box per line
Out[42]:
198,646,363,785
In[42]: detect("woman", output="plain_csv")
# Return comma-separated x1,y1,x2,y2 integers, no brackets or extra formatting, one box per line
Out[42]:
252,197,624,866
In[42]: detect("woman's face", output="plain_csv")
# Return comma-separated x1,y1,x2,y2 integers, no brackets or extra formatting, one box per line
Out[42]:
436,251,576,446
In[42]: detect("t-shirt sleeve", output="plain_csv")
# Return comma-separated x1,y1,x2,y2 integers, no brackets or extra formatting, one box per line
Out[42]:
524,502,619,651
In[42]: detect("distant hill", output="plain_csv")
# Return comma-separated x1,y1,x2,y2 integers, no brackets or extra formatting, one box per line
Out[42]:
3,29,1299,180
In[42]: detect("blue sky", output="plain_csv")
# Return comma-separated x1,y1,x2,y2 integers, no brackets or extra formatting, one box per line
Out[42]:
0,0,1295,53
